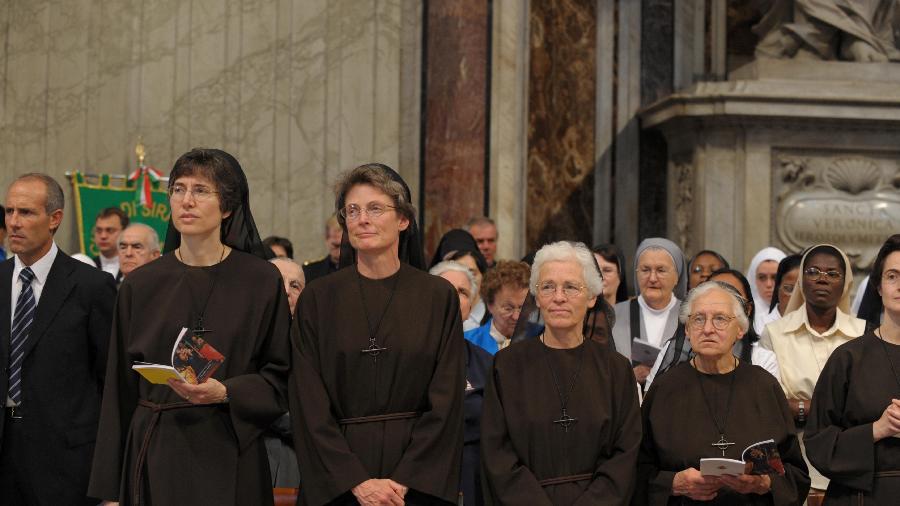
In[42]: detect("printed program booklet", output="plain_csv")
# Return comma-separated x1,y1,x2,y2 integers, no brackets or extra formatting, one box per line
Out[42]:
132,327,225,385
700,439,786,477
631,338,662,366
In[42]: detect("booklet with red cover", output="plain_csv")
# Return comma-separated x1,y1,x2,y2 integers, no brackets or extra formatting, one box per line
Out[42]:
132,327,225,385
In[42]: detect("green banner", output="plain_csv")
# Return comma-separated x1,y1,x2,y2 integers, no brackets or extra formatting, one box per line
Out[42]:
71,172,170,256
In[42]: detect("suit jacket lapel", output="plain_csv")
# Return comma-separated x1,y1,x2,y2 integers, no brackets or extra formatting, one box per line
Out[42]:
0,259,12,370
21,254,75,359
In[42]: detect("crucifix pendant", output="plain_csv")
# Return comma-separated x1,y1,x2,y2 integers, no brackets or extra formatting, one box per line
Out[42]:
711,434,735,457
193,317,211,335
360,338,388,361
553,409,578,432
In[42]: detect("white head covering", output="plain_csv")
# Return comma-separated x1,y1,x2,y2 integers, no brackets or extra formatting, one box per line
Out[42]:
784,244,855,316
746,247,787,333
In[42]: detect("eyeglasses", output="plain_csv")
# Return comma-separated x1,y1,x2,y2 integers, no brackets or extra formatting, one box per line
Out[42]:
687,313,736,331
340,203,397,221
168,184,219,202
536,281,586,298
780,283,795,294
637,267,671,279
804,267,843,282
495,304,524,317
883,270,900,286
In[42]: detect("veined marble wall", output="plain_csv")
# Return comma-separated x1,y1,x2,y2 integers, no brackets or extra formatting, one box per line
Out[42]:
526,0,596,251
0,0,421,262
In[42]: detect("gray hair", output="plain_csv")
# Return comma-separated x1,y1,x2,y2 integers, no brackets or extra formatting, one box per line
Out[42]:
679,280,750,332
465,216,496,229
270,257,306,282
530,241,604,298
14,173,64,213
430,260,478,296
119,223,161,253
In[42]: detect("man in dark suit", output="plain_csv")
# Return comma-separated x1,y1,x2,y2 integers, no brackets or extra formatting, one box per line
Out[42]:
91,206,129,284
302,213,343,283
0,173,116,505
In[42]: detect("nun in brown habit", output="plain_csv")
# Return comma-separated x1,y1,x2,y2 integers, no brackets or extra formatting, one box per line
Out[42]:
88,148,291,505
289,163,464,505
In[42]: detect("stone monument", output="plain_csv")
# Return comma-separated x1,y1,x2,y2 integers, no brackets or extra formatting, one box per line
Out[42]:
639,5,900,276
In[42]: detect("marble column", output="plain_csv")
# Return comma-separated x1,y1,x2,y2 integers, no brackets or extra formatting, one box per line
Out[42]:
421,0,491,255
526,0,596,252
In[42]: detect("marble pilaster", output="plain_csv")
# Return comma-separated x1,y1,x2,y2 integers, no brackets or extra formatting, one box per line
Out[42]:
421,0,490,254
489,0,529,261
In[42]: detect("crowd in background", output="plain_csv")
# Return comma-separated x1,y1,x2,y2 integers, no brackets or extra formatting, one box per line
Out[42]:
2,155,899,506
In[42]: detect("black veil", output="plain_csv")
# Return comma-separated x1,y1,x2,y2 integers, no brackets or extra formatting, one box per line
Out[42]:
162,148,269,260
429,229,487,272
336,164,427,271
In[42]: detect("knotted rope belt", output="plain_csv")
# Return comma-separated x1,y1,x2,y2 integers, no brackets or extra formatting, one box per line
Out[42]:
338,411,420,425
538,473,594,487
133,399,209,505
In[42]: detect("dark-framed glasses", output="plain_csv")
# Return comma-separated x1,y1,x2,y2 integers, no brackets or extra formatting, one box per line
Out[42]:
536,281,586,298
687,313,736,331
168,184,219,202
340,203,397,221
804,267,842,281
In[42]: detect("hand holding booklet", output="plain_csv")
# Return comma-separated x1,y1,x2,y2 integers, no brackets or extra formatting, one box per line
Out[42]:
132,327,225,385
700,439,786,477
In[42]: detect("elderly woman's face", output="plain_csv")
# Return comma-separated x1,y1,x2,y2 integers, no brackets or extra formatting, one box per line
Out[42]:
487,285,528,338
637,249,677,308
686,289,744,360
455,254,483,301
535,259,597,333
439,270,474,322
343,184,409,255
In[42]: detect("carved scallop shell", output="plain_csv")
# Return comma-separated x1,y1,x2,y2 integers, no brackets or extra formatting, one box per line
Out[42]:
824,158,881,194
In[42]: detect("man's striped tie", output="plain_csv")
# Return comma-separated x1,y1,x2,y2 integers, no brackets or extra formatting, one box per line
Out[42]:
8,267,35,404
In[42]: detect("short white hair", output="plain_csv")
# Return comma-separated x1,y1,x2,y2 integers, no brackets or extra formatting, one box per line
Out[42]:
270,257,306,283
679,281,750,332
530,241,604,298
429,260,478,296
118,223,160,253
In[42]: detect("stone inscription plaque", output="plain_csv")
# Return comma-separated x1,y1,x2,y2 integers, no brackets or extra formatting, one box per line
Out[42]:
774,152,900,269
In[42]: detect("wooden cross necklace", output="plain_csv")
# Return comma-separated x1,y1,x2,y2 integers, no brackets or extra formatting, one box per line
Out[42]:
693,357,738,457
356,267,402,365
541,333,586,433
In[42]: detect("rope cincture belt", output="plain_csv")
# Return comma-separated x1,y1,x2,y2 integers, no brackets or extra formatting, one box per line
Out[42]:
538,473,594,487
338,411,420,425
133,399,207,505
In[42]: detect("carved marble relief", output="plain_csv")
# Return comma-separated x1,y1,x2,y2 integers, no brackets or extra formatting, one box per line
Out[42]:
773,150,900,269
673,162,694,255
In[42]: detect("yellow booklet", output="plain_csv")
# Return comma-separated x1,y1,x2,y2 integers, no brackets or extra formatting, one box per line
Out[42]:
131,363,184,384
131,327,225,385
